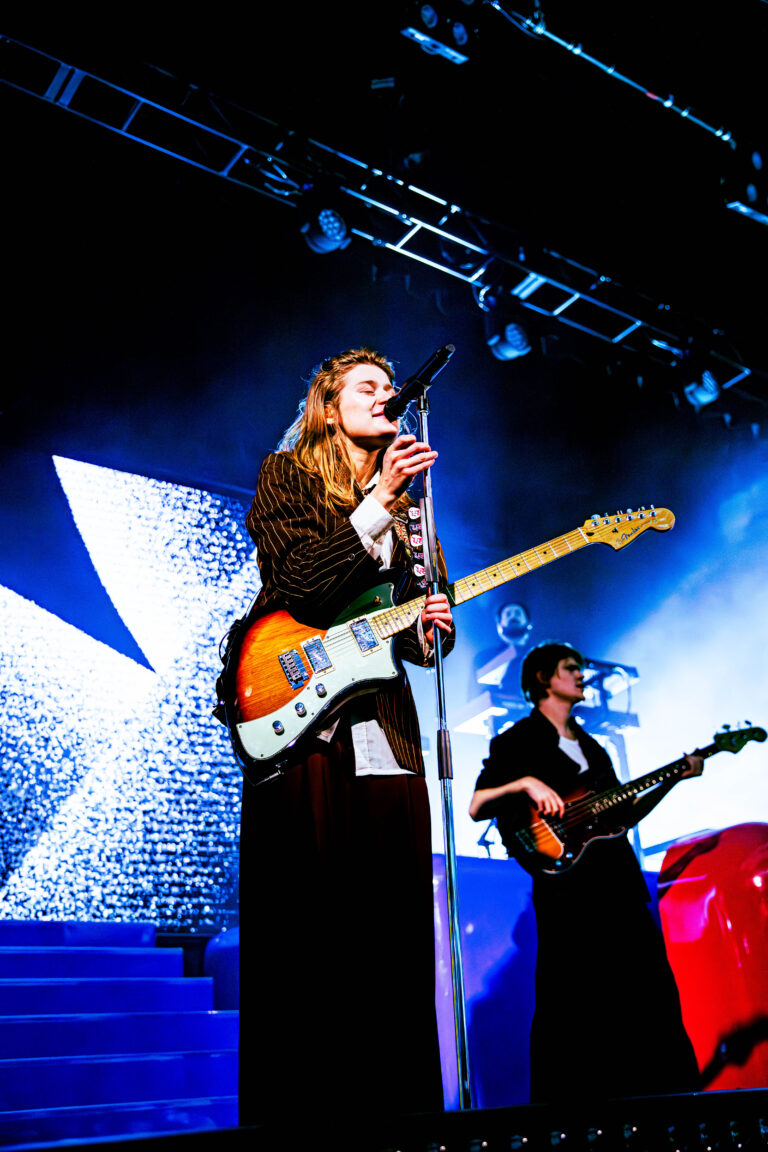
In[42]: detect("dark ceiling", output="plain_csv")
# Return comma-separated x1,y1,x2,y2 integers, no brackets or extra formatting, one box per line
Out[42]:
5,1,767,344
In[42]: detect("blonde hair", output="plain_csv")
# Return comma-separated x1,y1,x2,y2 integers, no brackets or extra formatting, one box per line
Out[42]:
279,347,410,515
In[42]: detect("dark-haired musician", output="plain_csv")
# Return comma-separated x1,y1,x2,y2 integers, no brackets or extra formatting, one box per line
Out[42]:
470,640,701,1101
239,348,454,1125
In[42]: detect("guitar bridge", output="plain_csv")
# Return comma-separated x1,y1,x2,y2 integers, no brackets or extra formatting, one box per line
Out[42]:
278,648,309,690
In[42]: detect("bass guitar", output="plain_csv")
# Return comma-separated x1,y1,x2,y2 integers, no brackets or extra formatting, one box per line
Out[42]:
219,507,674,783
505,724,766,875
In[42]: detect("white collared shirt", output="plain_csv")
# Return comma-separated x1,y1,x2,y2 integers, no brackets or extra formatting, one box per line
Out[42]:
317,480,430,775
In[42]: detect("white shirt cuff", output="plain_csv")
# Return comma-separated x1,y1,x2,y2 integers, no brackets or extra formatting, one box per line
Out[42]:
350,493,393,561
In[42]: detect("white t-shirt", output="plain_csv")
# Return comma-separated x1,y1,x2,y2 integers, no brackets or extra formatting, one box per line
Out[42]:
558,733,589,774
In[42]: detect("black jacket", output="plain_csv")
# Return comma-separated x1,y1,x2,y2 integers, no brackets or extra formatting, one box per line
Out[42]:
475,707,649,906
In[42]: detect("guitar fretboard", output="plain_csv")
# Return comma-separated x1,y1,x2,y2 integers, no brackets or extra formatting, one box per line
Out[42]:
584,745,719,814
372,527,590,639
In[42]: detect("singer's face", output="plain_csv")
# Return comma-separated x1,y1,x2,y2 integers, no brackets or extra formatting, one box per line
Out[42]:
330,364,399,450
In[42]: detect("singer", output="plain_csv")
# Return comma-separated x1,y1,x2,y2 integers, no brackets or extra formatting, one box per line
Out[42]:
238,347,454,1127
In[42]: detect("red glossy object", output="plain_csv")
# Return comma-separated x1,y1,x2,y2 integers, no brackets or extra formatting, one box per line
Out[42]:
658,822,768,1091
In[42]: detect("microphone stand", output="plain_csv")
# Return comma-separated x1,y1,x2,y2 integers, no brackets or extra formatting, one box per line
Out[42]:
414,387,473,1112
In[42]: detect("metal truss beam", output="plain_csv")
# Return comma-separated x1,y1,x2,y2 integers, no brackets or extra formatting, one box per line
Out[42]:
0,34,755,394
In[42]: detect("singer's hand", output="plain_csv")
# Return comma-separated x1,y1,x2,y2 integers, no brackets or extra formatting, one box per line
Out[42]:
371,435,438,510
421,592,453,647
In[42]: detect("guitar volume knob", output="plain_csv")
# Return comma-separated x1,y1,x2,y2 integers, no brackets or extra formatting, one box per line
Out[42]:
272,721,285,735
316,683,327,697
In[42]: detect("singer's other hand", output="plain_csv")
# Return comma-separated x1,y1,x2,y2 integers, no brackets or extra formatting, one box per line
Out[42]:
421,592,453,647
372,434,437,509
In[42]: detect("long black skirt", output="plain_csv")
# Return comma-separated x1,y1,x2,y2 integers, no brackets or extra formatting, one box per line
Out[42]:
238,733,443,1126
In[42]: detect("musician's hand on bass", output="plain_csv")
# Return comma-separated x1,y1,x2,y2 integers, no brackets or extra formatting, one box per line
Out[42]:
469,775,564,822
681,753,704,778
513,776,565,818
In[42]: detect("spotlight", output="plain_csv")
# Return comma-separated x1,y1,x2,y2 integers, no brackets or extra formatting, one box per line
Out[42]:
477,282,532,361
400,1,479,64
684,369,720,410
299,185,351,254
301,207,350,254
487,322,532,361
451,20,469,47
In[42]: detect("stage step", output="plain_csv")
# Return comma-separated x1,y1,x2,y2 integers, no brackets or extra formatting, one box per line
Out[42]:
0,1050,237,1111
0,921,156,948
0,1095,238,1147
0,1010,238,1059
0,945,183,978
0,976,215,1014
0,922,238,1148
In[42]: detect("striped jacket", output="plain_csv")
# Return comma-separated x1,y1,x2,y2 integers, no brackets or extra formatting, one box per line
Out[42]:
245,451,454,776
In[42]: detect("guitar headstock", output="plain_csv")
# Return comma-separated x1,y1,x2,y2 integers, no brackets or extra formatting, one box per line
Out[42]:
583,507,675,550
714,724,767,754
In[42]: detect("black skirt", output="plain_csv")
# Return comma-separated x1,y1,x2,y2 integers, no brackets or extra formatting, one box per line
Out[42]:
238,731,443,1126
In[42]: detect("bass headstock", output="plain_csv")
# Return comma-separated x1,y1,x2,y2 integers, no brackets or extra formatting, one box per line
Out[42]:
714,724,767,754
582,507,675,550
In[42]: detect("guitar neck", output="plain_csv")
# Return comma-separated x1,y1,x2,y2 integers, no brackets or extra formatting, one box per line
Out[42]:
586,743,719,813
373,526,594,638
448,526,594,608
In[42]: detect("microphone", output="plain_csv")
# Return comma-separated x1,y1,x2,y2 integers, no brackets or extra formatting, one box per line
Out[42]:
383,344,455,421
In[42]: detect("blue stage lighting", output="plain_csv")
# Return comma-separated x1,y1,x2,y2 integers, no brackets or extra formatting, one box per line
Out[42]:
300,206,351,254
684,369,720,410
401,0,478,64
487,321,532,361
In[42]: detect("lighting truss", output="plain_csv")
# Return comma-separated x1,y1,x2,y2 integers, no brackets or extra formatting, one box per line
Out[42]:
0,34,753,389
488,3,738,148
488,6,768,244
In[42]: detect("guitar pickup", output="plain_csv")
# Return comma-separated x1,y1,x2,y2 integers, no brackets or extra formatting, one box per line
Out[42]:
302,636,333,674
349,617,380,654
278,648,309,690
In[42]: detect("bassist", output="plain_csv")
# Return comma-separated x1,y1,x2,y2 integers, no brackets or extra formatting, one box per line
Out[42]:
470,640,701,1101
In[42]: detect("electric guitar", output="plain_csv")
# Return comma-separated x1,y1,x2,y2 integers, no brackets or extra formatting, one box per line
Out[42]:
505,725,766,875
219,507,674,784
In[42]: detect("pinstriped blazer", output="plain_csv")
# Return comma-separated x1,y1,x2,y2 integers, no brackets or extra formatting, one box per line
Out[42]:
245,451,455,776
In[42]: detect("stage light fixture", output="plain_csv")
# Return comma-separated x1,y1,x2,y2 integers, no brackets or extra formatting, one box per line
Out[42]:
301,207,350,254
400,0,479,64
477,281,532,361
299,184,351,254
684,369,720,411
487,322,532,361
724,143,768,228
